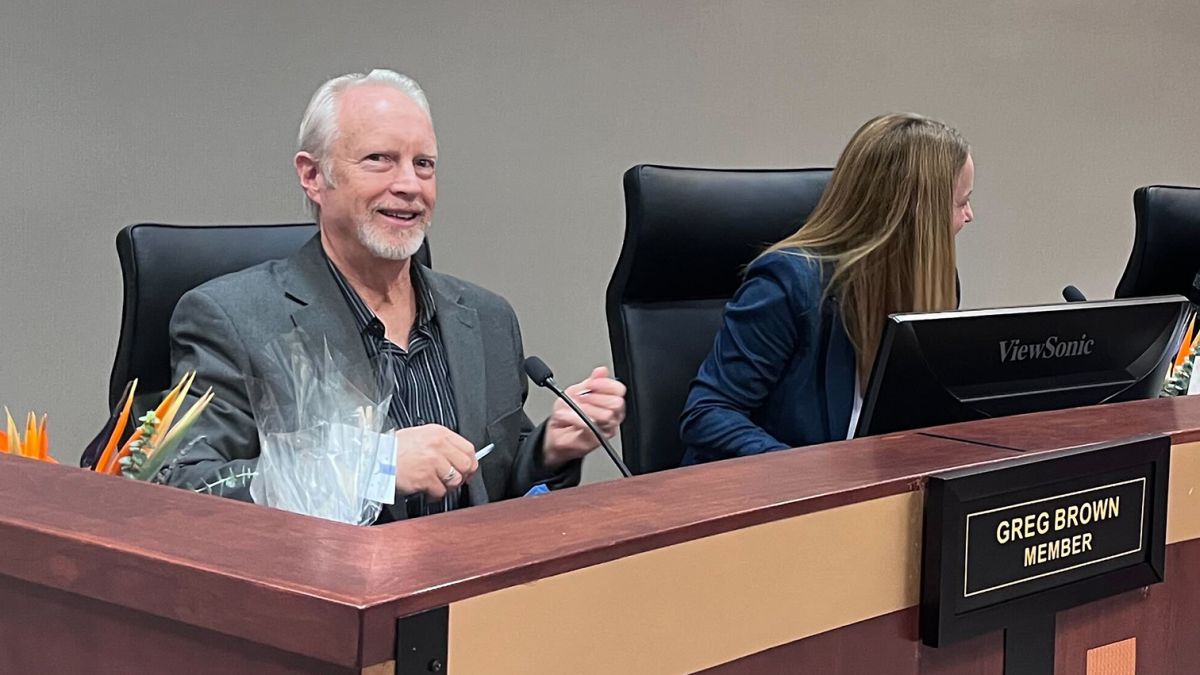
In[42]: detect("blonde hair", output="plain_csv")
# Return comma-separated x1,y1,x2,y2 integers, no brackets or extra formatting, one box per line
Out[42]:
766,113,968,387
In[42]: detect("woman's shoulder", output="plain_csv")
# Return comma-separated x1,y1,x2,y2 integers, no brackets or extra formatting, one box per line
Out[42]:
747,247,827,294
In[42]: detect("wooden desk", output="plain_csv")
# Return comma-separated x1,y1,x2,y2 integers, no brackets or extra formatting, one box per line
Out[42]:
2,396,1199,674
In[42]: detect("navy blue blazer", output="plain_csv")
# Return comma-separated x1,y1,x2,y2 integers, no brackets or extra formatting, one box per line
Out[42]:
679,249,857,464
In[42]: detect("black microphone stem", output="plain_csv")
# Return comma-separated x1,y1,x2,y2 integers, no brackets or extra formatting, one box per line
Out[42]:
543,379,632,478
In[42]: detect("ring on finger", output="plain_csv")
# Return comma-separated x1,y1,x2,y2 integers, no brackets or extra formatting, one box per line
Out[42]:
442,468,458,483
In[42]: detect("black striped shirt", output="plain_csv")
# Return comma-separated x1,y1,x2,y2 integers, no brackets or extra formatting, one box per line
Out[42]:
323,250,461,517
322,255,459,433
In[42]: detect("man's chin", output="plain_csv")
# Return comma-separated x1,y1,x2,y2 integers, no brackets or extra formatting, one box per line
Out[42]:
358,224,427,261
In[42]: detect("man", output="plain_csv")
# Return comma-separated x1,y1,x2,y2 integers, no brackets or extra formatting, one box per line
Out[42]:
160,69,625,519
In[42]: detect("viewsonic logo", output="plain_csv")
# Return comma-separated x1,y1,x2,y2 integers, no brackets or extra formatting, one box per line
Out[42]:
999,335,1095,363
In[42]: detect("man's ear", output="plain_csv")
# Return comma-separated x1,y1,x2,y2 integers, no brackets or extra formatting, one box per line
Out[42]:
294,152,326,206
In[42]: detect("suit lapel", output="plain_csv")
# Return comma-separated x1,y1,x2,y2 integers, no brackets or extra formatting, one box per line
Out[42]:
823,305,855,440
280,237,365,354
423,269,489,505
424,270,487,447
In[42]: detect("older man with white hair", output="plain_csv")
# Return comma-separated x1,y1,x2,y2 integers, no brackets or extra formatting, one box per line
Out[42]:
160,70,625,520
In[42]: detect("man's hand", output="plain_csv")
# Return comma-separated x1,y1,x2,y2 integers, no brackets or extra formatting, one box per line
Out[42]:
543,366,626,468
394,424,479,499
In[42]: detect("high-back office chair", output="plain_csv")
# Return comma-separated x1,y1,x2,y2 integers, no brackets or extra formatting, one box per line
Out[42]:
606,165,833,474
1116,185,1200,302
108,223,431,410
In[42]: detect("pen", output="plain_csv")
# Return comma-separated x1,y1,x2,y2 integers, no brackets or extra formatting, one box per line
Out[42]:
441,444,496,513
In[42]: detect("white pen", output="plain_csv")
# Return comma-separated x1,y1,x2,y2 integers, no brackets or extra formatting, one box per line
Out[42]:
441,444,498,513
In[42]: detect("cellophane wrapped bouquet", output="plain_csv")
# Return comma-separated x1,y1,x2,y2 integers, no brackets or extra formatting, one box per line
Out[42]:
247,329,395,525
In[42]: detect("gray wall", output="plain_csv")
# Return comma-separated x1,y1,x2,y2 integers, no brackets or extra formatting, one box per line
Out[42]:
2,1,1198,480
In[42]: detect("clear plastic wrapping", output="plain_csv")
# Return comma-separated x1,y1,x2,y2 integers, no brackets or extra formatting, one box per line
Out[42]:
247,329,394,525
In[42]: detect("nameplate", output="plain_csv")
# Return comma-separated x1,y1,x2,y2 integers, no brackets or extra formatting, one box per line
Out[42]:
921,435,1169,647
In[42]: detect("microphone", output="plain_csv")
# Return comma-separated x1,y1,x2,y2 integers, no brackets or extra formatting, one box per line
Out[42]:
1062,285,1088,303
523,356,632,478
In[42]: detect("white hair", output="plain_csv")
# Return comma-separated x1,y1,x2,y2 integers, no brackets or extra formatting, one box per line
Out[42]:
296,69,432,220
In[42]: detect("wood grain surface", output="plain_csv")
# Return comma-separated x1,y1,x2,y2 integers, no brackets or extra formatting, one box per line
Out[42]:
2,396,1198,670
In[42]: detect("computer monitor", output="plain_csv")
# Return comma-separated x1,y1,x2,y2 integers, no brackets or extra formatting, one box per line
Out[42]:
855,294,1192,437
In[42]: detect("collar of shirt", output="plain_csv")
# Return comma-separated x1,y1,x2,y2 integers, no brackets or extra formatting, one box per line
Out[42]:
320,244,438,349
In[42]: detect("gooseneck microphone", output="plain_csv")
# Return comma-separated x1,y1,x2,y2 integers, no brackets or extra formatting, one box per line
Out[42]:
523,356,632,478
1062,285,1088,303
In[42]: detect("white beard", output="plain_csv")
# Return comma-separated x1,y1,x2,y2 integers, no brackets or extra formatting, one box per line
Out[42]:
356,218,428,260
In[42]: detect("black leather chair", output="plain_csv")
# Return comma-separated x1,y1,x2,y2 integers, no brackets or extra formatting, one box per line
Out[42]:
1116,185,1200,302
606,165,833,474
109,223,431,410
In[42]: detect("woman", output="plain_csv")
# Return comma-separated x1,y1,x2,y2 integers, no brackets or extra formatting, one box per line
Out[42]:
679,113,974,464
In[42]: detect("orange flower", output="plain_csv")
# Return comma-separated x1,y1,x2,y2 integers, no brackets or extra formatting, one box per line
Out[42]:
1,408,54,462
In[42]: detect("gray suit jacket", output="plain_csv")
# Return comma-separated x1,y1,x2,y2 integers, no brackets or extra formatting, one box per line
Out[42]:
159,236,580,516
